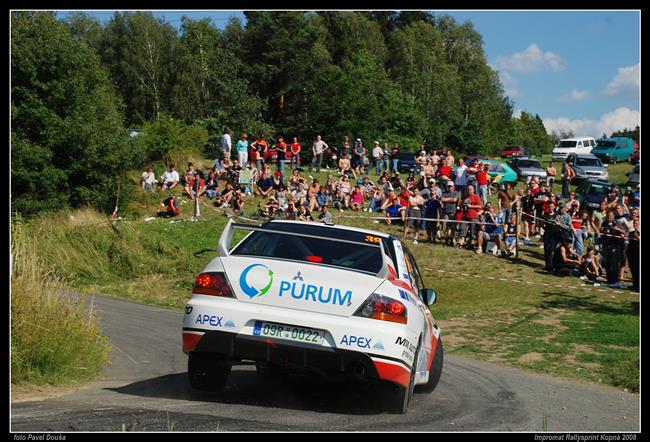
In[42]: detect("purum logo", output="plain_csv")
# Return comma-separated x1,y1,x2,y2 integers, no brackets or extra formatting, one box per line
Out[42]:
239,264,274,299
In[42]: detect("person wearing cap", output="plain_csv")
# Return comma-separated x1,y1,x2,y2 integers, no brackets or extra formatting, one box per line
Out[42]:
372,141,383,175
440,181,460,245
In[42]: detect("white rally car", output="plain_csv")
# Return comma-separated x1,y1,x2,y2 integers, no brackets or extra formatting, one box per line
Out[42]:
182,219,443,413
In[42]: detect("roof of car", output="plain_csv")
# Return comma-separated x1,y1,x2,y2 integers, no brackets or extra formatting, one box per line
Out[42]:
560,137,595,141
263,220,392,240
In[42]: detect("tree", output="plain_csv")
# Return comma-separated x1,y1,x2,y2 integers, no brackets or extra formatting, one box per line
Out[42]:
99,12,178,124
610,125,639,142
511,111,553,156
12,12,136,215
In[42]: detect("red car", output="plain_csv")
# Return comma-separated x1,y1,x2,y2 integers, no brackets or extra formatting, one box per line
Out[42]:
500,145,528,158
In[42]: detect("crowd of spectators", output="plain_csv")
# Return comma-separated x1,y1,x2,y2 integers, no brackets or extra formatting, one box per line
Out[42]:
142,132,639,291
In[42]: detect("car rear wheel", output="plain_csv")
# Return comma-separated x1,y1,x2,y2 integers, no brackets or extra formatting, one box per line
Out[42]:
415,338,444,394
388,341,420,414
188,352,231,392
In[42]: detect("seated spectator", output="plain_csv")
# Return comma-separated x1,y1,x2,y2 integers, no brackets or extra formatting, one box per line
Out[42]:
275,185,289,212
309,188,331,212
368,187,385,213
553,238,584,277
160,164,180,190
256,172,274,198
581,246,603,281
184,170,206,200
296,204,313,221
261,196,279,218
384,198,405,225
183,161,196,186
350,185,365,211
141,166,157,192
220,183,235,207
156,193,180,217
204,169,220,199
504,213,518,257
476,202,503,255
291,181,308,207
289,169,303,187
317,204,333,224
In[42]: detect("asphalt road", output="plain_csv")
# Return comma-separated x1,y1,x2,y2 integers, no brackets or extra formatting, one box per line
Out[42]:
11,296,640,432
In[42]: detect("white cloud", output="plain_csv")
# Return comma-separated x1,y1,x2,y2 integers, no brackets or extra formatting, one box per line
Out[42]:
603,64,640,96
557,89,591,102
496,68,522,98
543,107,640,137
494,44,565,73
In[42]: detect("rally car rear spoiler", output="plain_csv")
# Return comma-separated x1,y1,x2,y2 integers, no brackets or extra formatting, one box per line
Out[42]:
217,219,392,279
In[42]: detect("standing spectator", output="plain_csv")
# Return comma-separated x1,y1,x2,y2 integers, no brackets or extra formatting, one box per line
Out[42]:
391,143,400,174
290,137,302,168
236,133,249,166
440,182,459,245
627,218,639,291
160,164,180,190
519,189,536,245
311,134,328,172
276,136,287,178
156,193,180,217
497,182,516,228
341,136,351,159
475,162,489,205
602,210,625,288
590,200,608,246
546,161,557,190
141,166,157,192
555,204,574,245
458,185,483,248
436,161,453,187
614,204,633,285
561,160,576,198
534,184,553,237
353,139,367,174
454,158,469,198
570,204,585,256
372,141,383,175
423,192,442,243
403,189,424,243
382,142,391,175
541,201,559,271
221,129,233,162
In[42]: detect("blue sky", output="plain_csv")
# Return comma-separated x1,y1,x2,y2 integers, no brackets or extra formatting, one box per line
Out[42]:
54,10,640,137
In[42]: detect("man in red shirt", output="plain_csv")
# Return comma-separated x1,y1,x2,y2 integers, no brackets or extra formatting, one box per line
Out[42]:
290,137,301,169
458,184,484,248
475,162,489,205
398,187,411,209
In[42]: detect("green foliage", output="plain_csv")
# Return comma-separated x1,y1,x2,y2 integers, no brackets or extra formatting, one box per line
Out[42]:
12,12,136,215
511,111,554,156
140,114,209,166
610,125,639,142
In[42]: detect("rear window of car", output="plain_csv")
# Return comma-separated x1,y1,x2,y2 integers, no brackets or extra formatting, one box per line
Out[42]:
597,141,616,148
231,231,383,273
588,183,608,196
559,141,577,148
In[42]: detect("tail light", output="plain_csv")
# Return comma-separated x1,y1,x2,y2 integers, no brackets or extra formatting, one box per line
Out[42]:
354,294,407,324
193,272,234,298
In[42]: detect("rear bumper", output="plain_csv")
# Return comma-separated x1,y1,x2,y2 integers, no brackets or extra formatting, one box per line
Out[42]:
183,329,412,386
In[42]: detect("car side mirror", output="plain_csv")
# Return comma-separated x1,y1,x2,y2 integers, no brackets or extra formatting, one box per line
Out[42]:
604,164,608,168
421,288,437,305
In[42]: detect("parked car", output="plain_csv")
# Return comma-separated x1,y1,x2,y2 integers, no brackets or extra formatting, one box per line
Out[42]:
552,137,596,161
574,180,622,211
481,159,518,188
500,145,528,158
565,153,608,183
462,155,488,163
626,163,639,187
509,157,547,183
591,137,636,164
183,219,443,414
128,128,144,138
397,152,419,173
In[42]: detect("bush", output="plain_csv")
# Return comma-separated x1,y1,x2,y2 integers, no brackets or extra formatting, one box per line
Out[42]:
11,220,111,385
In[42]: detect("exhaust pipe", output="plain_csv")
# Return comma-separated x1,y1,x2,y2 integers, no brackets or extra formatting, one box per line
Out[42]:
348,362,366,379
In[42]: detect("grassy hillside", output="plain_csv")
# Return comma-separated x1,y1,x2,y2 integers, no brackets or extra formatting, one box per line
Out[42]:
16,157,639,392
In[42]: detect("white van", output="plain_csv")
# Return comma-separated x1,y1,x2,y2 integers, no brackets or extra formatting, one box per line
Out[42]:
552,137,596,161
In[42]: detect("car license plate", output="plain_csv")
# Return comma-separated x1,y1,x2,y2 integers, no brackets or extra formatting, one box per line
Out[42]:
252,321,324,345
